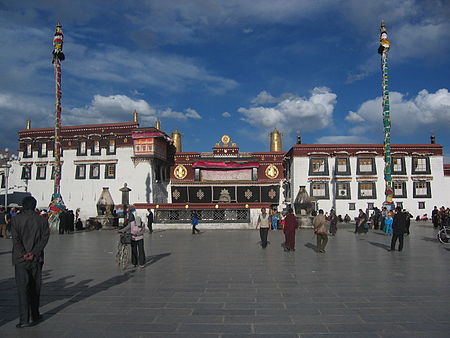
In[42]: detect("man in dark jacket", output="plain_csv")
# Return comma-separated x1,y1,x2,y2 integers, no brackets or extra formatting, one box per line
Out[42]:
11,196,50,328
146,208,153,233
390,207,406,252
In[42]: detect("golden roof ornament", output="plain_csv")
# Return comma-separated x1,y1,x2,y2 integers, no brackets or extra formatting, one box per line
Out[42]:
221,135,231,146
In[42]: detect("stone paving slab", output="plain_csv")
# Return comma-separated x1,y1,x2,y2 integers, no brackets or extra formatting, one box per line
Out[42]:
0,221,449,337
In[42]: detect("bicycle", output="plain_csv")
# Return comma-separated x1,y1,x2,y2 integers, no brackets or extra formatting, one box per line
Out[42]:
116,233,131,269
437,224,450,244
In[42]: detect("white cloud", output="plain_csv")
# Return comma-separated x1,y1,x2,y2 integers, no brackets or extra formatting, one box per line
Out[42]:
316,135,372,144
346,88,450,134
239,87,337,134
66,94,156,126
222,111,231,118
161,108,202,120
345,111,366,123
251,90,279,105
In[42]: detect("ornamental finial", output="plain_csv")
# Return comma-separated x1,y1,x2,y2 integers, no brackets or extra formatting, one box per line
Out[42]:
52,21,65,62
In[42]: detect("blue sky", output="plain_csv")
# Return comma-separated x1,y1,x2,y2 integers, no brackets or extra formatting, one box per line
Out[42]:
0,0,449,159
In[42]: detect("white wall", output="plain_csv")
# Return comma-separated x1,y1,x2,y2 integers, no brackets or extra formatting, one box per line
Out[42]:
290,155,450,219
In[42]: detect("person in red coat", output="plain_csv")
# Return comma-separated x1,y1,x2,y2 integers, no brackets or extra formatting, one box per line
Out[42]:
283,206,298,251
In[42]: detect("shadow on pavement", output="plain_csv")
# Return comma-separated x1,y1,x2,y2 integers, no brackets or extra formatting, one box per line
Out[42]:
368,241,390,250
0,268,135,327
145,252,171,267
422,236,438,242
304,242,317,252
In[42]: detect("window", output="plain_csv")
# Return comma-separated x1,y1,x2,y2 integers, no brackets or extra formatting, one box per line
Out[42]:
393,181,407,198
309,158,329,176
349,203,356,211
92,140,101,155
310,182,329,199
252,168,258,181
335,157,350,175
418,201,425,209
392,157,406,175
367,203,374,210
90,164,100,179
396,202,403,209
413,181,431,198
105,164,116,179
194,168,200,181
1,174,5,188
75,165,86,179
357,158,376,175
38,143,48,157
335,182,351,199
358,182,376,199
78,141,87,156
23,143,32,158
36,166,46,180
21,166,31,180
412,157,430,174
107,139,116,155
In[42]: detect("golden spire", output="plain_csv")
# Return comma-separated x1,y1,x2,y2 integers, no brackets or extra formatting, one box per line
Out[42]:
270,128,282,152
172,129,182,152
155,120,161,130
26,120,31,129
132,110,138,123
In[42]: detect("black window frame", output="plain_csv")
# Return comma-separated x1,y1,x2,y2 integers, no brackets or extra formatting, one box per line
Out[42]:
413,181,431,198
38,142,48,158
391,157,406,175
335,157,351,176
309,157,329,176
105,163,116,179
310,181,329,200
91,140,101,156
358,181,377,199
106,139,116,155
393,181,407,198
75,164,87,179
36,166,46,180
23,143,32,158
21,166,31,180
1,173,5,188
335,181,351,199
90,164,100,179
411,157,431,175
356,157,377,175
418,201,426,209
77,140,88,156
50,166,62,180
396,202,403,209
349,203,356,211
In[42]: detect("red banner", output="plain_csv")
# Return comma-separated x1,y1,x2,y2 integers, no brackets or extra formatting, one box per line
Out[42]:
192,161,259,169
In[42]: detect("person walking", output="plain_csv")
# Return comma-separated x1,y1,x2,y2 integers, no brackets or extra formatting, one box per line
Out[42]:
191,212,200,234
119,208,146,267
355,209,368,234
283,207,298,251
256,208,270,248
0,207,7,239
313,209,328,253
146,208,154,233
11,196,50,328
329,209,338,236
389,207,407,252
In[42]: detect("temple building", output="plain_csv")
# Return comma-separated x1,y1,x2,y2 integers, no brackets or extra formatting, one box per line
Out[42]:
2,114,450,226
284,139,450,217
6,112,174,220
135,133,285,228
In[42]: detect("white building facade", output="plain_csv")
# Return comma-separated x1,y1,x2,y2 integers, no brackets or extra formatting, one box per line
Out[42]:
284,143,450,218
4,117,172,221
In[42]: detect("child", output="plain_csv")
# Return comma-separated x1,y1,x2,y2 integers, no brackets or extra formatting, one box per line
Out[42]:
384,212,393,235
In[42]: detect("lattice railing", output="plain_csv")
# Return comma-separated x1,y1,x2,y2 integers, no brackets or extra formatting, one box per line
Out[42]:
155,209,250,223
